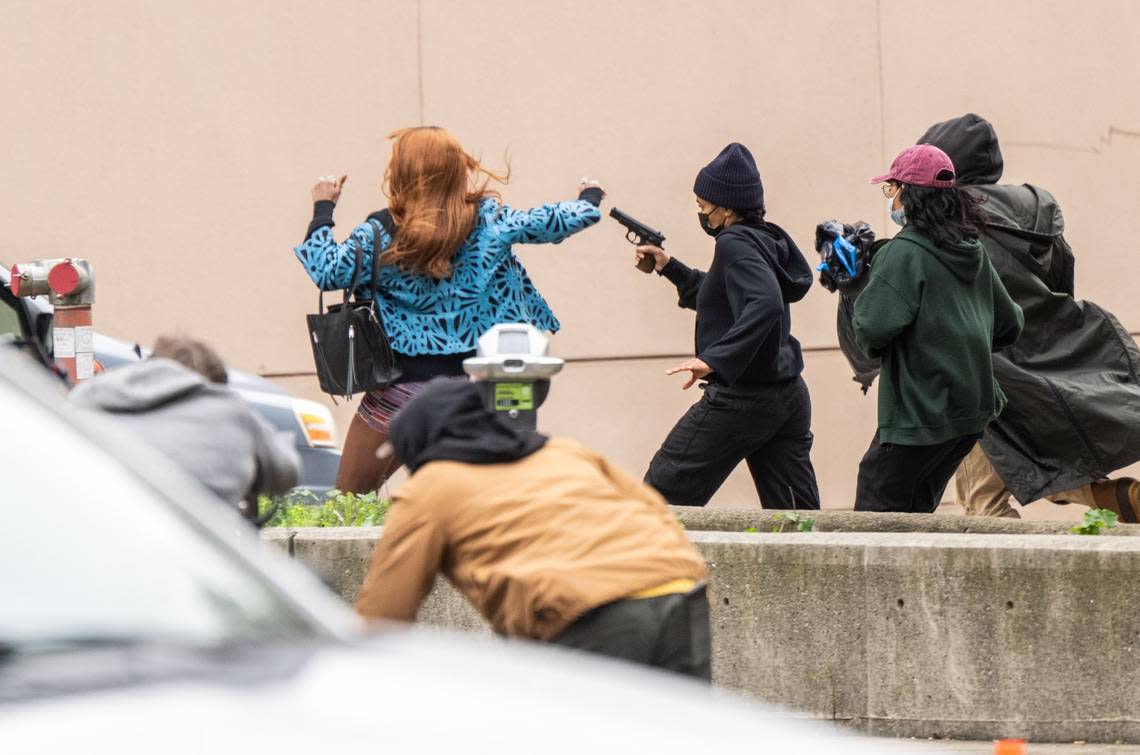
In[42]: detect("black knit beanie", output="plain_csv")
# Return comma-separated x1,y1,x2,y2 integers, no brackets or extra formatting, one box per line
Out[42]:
693,142,764,211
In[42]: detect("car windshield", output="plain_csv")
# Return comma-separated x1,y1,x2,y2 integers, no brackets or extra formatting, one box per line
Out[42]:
0,370,318,654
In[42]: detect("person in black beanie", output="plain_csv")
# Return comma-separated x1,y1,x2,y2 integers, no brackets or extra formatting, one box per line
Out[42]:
635,143,821,508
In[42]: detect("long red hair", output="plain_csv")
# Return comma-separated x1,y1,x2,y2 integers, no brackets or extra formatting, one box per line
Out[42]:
382,127,508,278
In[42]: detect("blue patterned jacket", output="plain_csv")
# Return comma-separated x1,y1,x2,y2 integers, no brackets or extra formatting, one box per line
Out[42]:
295,193,601,356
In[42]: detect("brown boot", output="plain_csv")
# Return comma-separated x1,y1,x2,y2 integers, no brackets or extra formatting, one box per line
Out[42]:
1090,478,1140,523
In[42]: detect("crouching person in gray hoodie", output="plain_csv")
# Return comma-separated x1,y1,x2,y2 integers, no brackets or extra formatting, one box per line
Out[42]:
69,336,300,520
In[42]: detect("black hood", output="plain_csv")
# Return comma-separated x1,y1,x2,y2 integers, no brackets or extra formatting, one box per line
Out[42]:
389,380,547,473
729,221,813,303
918,113,1004,186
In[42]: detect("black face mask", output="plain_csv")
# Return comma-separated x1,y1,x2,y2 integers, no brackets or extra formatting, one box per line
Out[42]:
698,211,724,237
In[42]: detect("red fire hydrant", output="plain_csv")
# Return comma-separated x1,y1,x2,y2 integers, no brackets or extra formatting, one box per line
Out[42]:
10,258,95,384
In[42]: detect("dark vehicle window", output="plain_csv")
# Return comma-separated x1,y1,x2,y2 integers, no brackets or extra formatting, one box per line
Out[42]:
0,279,47,359
0,297,22,344
0,387,319,650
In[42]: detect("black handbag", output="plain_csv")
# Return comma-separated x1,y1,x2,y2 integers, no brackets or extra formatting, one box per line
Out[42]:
306,213,402,399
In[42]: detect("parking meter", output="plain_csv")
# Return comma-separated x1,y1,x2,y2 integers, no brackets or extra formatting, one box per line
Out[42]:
463,324,563,431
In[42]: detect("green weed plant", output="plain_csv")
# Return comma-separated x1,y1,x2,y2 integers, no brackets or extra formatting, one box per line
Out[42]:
1071,508,1118,536
259,489,389,528
743,513,816,534
772,512,815,533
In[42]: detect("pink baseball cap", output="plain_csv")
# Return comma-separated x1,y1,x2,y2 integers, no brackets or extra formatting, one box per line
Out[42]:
870,144,957,188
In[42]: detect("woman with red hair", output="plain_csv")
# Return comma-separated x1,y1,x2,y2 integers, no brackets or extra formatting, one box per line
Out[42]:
296,127,603,492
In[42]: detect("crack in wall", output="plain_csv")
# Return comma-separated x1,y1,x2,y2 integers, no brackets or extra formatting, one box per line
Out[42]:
1006,124,1140,155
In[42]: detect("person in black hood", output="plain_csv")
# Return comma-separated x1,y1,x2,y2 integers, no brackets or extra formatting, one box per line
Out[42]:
635,143,821,509
387,378,547,472
360,379,712,677
922,113,1005,185
915,113,1140,520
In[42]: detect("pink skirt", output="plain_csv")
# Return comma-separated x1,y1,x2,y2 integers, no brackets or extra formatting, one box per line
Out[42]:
357,383,430,436
357,376,468,435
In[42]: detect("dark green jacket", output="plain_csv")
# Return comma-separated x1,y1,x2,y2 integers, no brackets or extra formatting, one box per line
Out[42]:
852,227,1024,445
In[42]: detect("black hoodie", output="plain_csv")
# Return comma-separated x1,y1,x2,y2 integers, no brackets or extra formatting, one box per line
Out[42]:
661,221,813,387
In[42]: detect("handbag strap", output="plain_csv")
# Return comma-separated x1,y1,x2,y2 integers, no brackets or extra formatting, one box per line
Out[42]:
345,234,364,305
315,212,393,314
367,210,396,301
366,213,399,368
316,227,368,314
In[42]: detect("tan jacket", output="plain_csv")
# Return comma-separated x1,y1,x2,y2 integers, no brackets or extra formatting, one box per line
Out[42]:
355,438,707,640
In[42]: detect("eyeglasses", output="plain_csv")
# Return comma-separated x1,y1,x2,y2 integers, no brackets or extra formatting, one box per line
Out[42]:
881,182,901,199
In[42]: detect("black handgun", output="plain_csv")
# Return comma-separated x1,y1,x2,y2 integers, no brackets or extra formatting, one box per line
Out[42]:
609,207,666,274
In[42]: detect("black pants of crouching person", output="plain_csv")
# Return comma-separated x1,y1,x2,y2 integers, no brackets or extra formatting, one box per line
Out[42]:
854,430,982,513
551,585,711,680
644,377,821,509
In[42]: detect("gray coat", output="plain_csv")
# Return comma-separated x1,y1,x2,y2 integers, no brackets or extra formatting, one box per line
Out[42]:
966,183,1140,501
69,359,299,504
838,120,1140,503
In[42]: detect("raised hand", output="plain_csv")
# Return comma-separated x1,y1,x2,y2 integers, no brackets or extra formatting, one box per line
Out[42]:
312,174,348,203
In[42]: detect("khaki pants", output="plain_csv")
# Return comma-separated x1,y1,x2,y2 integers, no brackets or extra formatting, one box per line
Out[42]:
954,442,1096,517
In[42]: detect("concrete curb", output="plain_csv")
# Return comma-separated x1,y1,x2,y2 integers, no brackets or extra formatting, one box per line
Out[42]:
263,527,1140,743
673,507,1140,535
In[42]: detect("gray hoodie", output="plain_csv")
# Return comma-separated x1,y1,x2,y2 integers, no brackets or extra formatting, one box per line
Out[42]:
69,359,300,504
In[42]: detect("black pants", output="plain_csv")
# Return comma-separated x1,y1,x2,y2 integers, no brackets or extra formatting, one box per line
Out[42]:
645,377,821,508
854,430,981,513
551,585,711,680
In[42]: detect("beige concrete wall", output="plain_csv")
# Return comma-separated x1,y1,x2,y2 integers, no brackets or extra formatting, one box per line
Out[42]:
3,1,1138,507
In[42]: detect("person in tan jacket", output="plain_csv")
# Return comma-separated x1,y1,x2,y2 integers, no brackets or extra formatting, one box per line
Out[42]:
355,380,711,679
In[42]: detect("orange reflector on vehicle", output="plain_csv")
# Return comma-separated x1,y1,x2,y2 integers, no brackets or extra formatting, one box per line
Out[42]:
299,412,334,444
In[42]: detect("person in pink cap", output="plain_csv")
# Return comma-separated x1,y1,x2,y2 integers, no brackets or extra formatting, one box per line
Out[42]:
852,144,1024,513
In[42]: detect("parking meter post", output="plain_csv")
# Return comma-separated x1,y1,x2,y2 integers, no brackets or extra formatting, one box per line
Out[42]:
47,259,96,383
52,304,95,383
463,324,563,432
10,258,96,383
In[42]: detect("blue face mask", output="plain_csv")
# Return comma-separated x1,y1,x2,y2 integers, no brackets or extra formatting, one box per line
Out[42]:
888,196,907,227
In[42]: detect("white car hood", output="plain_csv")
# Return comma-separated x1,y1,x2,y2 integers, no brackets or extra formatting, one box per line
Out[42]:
0,630,891,754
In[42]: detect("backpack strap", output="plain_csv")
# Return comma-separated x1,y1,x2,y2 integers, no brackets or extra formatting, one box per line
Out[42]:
373,208,397,237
